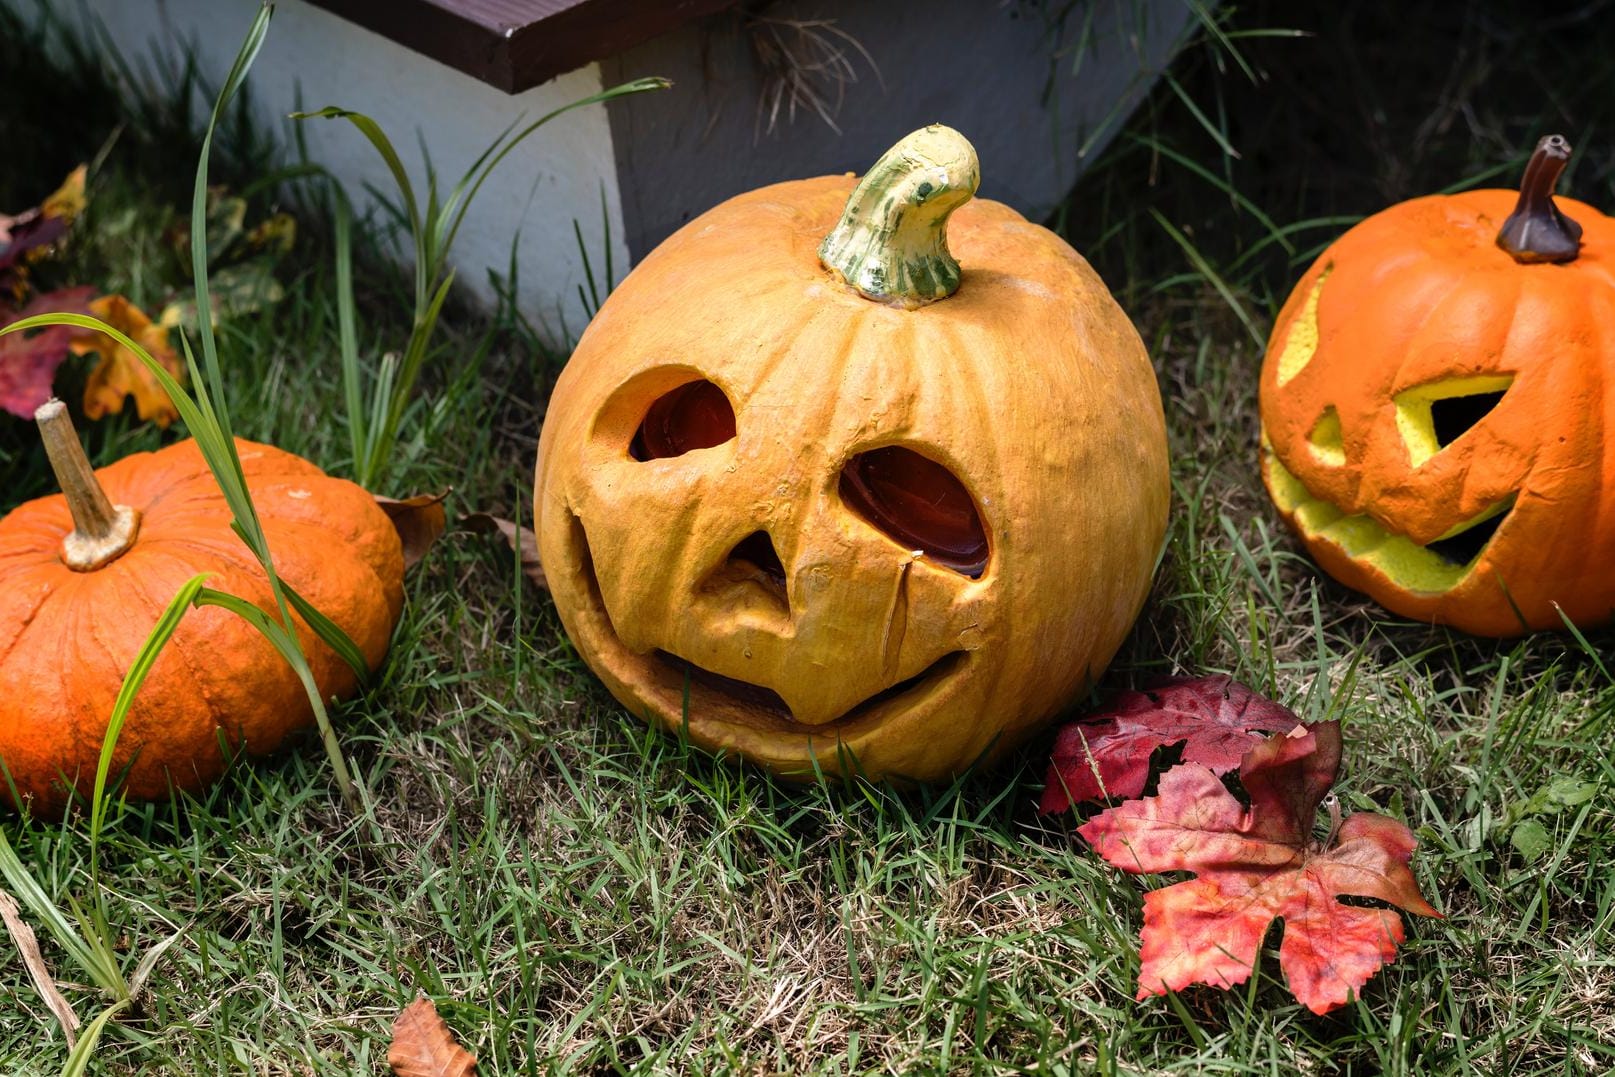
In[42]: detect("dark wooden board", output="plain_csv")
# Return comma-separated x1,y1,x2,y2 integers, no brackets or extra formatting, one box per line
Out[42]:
306,0,739,93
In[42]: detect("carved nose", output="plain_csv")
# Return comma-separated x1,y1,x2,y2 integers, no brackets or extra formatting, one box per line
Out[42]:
697,530,790,618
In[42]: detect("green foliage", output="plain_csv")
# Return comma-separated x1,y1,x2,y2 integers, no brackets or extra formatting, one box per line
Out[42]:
292,77,669,488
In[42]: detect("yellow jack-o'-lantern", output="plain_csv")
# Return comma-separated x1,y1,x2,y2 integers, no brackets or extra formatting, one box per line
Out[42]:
536,126,1169,781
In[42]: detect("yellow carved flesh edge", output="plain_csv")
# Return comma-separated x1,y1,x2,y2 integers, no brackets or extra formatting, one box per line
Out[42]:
1275,265,1332,386
1263,444,1514,594
1393,374,1516,468
1308,407,1345,466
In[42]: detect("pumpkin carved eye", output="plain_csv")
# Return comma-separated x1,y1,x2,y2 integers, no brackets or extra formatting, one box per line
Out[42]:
630,379,737,460
1393,375,1515,467
839,446,989,577
1430,388,1508,449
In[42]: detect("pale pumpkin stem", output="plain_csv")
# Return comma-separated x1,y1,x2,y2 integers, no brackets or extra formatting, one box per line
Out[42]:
819,125,980,308
1496,134,1582,264
34,399,140,570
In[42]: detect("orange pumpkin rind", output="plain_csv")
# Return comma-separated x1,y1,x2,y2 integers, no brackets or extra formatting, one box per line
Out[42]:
0,408,404,815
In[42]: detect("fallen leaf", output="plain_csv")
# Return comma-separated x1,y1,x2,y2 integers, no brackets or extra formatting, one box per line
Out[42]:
159,261,287,332
0,889,81,1048
0,286,97,418
1040,675,1301,812
246,212,297,255
1078,721,1442,1014
70,294,185,426
377,491,450,570
463,512,547,591
389,997,477,1077
0,165,87,287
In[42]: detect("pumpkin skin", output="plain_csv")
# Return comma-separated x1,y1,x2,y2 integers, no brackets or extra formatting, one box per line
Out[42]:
1259,139,1615,635
536,127,1169,783
0,437,404,813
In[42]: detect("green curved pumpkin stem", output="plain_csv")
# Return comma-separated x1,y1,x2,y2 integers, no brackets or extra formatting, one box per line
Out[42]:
35,398,140,570
820,124,980,308
1496,134,1582,264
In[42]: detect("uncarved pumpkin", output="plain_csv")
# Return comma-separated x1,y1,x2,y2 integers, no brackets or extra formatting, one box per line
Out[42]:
535,125,1170,782
0,402,404,814
1259,135,1615,636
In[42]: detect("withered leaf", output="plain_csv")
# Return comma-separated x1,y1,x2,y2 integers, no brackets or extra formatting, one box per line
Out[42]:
1078,721,1442,1015
376,491,450,570
0,165,87,286
0,286,96,418
70,294,185,426
1040,675,1302,812
389,997,477,1077
463,512,547,591
158,261,288,333
0,889,80,1048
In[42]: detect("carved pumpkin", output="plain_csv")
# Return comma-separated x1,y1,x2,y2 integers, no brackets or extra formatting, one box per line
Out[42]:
0,402,404,813
1260,136,1615,636
535,125,1170,782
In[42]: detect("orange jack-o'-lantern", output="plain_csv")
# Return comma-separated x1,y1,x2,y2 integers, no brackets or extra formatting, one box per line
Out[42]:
1260,136,1615,636
534,126,1170,782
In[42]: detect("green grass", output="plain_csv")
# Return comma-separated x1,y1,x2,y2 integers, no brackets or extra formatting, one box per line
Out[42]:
3,1,1615,1073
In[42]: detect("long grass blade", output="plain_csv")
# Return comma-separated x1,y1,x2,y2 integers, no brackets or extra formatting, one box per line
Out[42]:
0,831,123,997
1148,208,1265,346
58,1000,132,1077
194,589,358,804
89,575,210,912
333,187,366,472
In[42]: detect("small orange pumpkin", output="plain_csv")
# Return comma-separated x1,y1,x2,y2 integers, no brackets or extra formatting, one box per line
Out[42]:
1260,135,1615,636
535,126,1170,782
0,402,404,813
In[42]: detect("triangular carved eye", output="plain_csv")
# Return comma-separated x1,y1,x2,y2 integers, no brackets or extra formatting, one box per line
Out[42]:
1431,390,1508,448
1394,375,1515,467
839,446,988,577
630,380,736,460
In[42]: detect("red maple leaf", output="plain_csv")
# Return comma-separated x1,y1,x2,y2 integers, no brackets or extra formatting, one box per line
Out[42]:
1077,721,1441,1015
1039,675,1302,812
0,286,96,418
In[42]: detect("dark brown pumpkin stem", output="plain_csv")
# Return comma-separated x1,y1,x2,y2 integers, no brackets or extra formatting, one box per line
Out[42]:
1496,134,1582,264
35,398,140,570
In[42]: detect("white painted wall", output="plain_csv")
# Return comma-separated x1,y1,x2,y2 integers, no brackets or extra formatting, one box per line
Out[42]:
14,0,631,345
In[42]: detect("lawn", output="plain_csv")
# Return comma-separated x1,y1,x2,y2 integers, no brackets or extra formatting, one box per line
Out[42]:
2,1,1613,1074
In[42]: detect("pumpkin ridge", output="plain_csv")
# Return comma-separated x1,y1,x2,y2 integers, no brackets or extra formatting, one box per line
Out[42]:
0,570,63,673
745,287,844,408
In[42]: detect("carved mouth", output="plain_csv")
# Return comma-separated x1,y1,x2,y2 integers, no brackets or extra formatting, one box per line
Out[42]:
564,511,966,733
1264,452,1515,593
653,649,966,730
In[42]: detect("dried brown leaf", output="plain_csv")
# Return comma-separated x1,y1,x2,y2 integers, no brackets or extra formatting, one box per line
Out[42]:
389,997,477,1077
0,889,80,1048
377,491,450,570
463,512,547,591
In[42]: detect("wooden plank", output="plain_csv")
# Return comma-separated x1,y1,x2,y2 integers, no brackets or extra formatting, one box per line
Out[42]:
305,0,739,93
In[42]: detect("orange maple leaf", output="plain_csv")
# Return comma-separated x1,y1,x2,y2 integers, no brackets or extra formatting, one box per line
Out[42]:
70,294,184,427
389,997,477,1077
